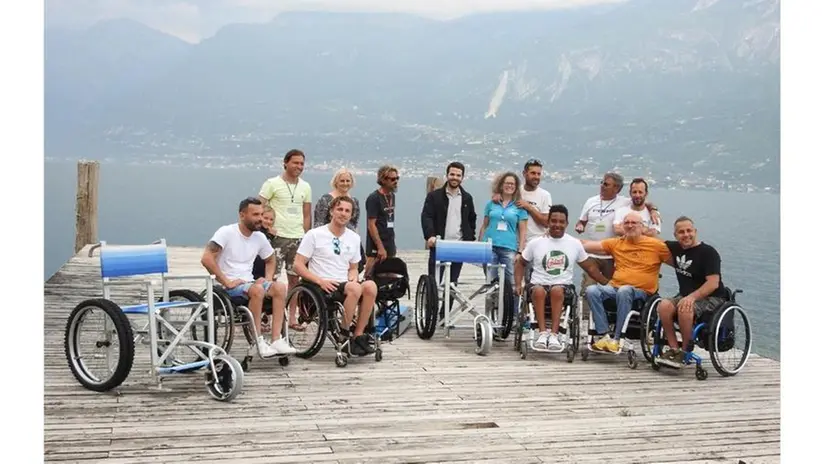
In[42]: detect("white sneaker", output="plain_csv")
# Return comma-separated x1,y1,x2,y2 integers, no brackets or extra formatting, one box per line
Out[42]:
535,331,550,348
268,337,297,355
547,333,563,349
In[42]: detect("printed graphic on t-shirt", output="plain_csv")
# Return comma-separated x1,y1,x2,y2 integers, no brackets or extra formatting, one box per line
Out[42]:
675,254,693,278
542,250,570,276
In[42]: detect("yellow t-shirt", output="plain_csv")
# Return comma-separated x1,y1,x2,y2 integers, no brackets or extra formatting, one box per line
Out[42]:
601,236,671,294
258,176,312,239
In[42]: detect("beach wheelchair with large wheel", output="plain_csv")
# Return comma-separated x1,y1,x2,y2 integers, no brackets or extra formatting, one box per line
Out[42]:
63,240,244,402
284,280,382,367
645,287,752,380
195,285,292,372
581,287,662,370
414,239,514,356
513,284,580,362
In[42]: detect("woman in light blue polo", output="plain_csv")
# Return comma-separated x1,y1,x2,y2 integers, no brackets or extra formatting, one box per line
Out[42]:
479,171,528,313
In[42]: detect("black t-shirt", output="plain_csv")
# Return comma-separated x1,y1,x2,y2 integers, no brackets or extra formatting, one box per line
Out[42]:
365,190,396,248
665,241,727,298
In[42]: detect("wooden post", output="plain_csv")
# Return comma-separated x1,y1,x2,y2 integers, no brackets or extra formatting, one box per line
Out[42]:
426,175,444,193
74,160,100,254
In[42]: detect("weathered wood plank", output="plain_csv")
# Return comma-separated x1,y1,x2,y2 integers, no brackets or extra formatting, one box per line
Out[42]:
43,246,781,463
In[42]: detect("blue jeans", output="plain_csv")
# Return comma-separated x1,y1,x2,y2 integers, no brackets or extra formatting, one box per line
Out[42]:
586,284,648,339
484,246,518,315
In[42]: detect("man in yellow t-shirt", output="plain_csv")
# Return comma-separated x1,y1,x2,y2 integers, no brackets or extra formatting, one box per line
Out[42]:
581,211,671,353
258,149,313,330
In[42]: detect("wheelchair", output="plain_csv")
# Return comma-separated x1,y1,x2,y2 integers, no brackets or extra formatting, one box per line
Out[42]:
64,240,244,402
414,238,514,356
581,285,662,370
513,284,580,362
644,287,752,380
284,280,383,368
370,257,411,342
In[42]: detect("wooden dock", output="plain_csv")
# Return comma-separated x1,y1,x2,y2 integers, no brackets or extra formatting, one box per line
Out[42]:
44,246,780,463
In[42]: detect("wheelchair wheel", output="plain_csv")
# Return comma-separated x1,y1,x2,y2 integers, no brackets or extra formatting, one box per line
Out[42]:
205,354,244,402
414,274,438,340
197,288,235,353
64,299,135,392
639,297,660,364
475,318,493,356
491,283,515,340
708,303,752,377
286,285,327,359
513,309,525,352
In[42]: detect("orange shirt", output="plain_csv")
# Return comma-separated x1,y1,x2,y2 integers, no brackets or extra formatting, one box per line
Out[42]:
601,236,671,294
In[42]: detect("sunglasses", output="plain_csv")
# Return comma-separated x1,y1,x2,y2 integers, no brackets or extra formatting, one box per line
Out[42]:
385,176,400,182
525,158,543,167
332,237,341,255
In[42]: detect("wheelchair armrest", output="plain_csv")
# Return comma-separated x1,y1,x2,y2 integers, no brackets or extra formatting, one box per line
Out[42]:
164,274,214,282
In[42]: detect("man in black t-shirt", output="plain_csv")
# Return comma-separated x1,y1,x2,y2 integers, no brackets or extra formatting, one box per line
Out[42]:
364,165,399,276
657,216,728,366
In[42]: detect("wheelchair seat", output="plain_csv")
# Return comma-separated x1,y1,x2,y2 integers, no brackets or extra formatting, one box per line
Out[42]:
524,283,577,312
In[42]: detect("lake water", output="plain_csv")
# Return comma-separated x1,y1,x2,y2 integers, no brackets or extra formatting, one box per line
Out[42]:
44,160,780,359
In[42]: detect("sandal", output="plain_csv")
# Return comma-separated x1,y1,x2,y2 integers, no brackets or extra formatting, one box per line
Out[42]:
289,323,306,332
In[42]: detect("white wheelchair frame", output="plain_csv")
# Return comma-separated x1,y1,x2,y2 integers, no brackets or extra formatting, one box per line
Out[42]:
515,284,580,362
415,238,513,356
63,239,244,401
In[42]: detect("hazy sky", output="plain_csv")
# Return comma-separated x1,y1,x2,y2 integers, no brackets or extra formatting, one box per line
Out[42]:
45,0,628,43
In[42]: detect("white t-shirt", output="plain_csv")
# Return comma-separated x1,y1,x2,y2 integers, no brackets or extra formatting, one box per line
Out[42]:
521,233,589,286
209,224,274,282
296,225,362,282
578,194,632,259
521,185,552,243
613,206,661,234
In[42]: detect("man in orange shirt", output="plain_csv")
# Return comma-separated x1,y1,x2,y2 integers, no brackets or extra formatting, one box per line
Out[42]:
581,211,671,353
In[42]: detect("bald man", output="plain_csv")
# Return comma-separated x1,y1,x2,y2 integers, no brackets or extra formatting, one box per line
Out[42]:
580,211,672,353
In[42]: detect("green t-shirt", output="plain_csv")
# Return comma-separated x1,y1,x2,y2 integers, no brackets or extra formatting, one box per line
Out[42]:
258,176,312,239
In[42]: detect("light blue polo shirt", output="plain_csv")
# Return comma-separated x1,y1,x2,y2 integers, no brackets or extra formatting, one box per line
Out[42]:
483,200,528,251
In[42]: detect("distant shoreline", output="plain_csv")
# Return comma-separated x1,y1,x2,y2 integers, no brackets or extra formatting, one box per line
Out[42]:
44,158,780,195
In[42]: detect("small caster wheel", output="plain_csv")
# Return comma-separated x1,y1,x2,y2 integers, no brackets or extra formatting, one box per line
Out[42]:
695,367,708,381
581,349,590,361
627,350,638,369
375,349,383,362
241,356,252,372
651,360,661,371
278,356,290,367
566,347,576,363
335,354,348,368
520,341,528,359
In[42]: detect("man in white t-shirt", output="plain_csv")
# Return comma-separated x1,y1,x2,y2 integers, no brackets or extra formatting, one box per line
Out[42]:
613,177,661,237
201,197,297,358
293,196,379,356
515,204,609,348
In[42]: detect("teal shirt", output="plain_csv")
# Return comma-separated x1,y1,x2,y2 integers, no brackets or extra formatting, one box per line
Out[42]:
482,200,528,251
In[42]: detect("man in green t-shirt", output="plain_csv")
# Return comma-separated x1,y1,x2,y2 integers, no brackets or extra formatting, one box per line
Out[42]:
258,149,313,330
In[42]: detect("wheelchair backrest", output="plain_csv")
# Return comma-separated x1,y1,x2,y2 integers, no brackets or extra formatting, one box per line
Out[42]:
98,240,169,279
435,240,494,265
372,257,410,300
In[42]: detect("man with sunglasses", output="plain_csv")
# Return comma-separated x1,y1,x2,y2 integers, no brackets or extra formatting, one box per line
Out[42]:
364,165,399,276
294,196,378,356
515,159,553,283
201,197,297,358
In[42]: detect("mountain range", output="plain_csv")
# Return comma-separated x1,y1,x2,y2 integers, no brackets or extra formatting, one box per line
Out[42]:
44,0,781,190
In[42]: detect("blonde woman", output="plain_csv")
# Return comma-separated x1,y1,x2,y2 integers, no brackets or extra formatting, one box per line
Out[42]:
313,168,361,231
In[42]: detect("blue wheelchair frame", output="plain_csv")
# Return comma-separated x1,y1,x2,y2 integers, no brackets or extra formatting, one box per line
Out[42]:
646,287,750,381
64,239,244,401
